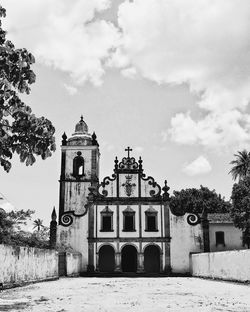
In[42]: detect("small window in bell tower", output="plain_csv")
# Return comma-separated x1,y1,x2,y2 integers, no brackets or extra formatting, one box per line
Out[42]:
73,151,85,177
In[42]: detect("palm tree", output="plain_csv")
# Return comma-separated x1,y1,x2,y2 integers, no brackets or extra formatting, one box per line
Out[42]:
33,218,44,232
229,150,250,181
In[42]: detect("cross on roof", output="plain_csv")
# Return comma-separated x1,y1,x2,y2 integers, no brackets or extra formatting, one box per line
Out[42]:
125,146,132,158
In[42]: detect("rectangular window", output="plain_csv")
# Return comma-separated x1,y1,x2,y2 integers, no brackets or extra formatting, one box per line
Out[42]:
147,215,157,231
124,215,135,231
101,215,112,232
215,231,225,246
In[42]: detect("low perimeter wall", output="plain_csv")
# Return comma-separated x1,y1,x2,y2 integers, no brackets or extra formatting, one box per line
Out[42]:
66,252,82,276
0,244,58,288
191,249,250,282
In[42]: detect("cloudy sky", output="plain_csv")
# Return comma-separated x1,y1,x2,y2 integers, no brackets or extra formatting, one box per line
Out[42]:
1,0,250,224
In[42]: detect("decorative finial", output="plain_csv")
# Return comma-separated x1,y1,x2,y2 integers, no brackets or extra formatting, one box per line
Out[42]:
125,146,132,158
62,132,67,146
80,115,83,122
162,180,170,201
139,156,143,171
92,132,99,146
114,156,118,170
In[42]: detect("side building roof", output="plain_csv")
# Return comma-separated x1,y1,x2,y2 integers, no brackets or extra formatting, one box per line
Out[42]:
207,213,233,224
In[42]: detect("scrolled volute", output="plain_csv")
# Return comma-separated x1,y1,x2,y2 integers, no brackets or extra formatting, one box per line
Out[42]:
61,213,73,227
187,213,201,226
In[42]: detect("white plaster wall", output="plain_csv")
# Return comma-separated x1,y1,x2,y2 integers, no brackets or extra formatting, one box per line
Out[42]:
119,205,139,238
0,244,58,287
58,157,92,271
64,182,90,213
95,204,165,239
97,242,117,252
170,213,203,274
66,252,82,276
141,242,162,252
140,178,160,197
191,249,250,282
209,223,243,252
57,214,89,271
98,179,117,197
120,242,140,252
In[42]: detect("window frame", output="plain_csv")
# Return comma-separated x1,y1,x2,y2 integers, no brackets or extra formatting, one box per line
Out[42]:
123,209,136,232
215,231,225,246
144,207,158,232
145,210,158,232
100,206,114,232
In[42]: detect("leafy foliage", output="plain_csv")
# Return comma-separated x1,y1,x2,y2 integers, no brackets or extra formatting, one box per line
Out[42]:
33,218,44,232
0,5,56,172
0,208,34,243
0,209,50,248
231,176,250,248
169,185,231,216
229,150,250,181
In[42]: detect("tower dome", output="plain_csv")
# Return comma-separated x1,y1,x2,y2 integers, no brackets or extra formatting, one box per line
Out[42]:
74,116,88,134
67,115,92,145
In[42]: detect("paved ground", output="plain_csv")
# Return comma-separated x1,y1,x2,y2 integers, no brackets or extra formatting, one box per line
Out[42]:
0,277,250,311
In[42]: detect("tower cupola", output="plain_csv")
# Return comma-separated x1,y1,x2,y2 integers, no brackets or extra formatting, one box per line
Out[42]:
67,116,92,145
74,115,88,134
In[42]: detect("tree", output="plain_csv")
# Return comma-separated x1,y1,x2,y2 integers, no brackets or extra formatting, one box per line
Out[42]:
229,150,250,181
231,176,250,248
0,6,56,172
33,218,44,232
169,185,231,216
0,209,50,248
0,209,34,244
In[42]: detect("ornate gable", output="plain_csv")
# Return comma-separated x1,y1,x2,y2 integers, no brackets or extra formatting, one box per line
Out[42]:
93,147,168,204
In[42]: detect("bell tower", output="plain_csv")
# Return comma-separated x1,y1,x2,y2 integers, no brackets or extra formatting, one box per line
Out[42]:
57,116,100,271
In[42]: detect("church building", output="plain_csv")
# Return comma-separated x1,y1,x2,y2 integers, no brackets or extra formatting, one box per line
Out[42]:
57,117,171,274
56,117,244,275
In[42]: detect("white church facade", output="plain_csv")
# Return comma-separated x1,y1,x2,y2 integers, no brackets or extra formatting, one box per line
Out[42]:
56,117,245,275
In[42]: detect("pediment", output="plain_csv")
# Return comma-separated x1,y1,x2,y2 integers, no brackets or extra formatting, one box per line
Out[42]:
123,206,135,213
101,206,113,214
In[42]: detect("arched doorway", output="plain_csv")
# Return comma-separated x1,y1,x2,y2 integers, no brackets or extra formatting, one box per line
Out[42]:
121,245,137,272
99,245,115,272
144,245,160,273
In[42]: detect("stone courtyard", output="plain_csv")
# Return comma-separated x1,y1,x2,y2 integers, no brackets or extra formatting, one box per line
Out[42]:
1,277,249,311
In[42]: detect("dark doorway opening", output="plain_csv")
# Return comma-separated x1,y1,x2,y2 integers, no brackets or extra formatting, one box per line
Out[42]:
58,252,67,276
121,245,137,272
99,245,115,272
144,245,160,273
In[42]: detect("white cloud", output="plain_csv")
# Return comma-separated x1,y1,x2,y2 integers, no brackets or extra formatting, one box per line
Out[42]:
121,67,137,79
63,84,78,96
112,0,250,149
2,0,120,86
167,112,198,145
183,156,212,176
133,146,144,153
3,0,250,149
